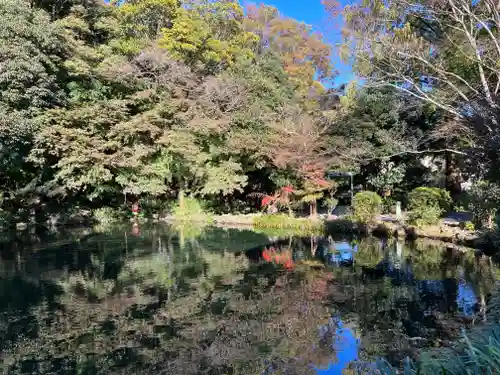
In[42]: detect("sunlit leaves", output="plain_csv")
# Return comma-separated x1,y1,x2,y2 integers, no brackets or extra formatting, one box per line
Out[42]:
159,2,257,71
0,0,67,112
117,0,180,40
244,4,333,98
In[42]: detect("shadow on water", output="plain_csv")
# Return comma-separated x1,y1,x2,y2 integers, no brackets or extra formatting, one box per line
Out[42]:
0,224,497,374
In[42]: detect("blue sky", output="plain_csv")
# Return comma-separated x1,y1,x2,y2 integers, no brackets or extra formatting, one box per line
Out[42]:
249,0,354,85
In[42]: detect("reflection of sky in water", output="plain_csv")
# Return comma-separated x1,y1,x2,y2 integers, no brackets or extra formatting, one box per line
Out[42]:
457,280,477,316
311,283,478,374
316,319,360,375
326,242,358,264
419,280,477,316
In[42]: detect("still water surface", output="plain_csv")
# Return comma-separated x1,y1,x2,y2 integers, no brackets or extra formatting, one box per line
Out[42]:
0,225,497,374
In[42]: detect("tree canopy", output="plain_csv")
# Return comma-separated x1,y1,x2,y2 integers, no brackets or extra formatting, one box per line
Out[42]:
1,0,500,223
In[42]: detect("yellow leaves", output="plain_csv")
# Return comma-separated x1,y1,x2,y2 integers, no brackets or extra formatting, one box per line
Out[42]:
339,81,358,111
243,4,332,97
116,0,180,39
159,9,208,59
159,5,257,68
119,0,179,17
394,22,415,43
109,37,145,55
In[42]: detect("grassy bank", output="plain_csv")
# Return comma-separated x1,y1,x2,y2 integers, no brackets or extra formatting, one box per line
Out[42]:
252,214,323,231
42,205,488,253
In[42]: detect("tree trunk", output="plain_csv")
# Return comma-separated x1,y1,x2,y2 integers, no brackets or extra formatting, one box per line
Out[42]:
445,151,462,199
310,201,318,217
178,190,185,209
487,213,493,229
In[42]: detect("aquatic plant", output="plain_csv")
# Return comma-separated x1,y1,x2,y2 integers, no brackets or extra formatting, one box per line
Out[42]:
369,300,500,374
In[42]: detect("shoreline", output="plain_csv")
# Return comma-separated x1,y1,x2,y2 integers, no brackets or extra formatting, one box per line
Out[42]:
8,212,488,252
161,214,485,251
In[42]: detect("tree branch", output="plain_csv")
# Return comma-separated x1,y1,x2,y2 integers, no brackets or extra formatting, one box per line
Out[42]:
366,148,468,161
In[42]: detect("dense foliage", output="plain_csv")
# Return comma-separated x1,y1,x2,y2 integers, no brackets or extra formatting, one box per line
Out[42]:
407,187,451,226
4,0,498,225
0,0,348,224
352,191,382,223
408,187,452,213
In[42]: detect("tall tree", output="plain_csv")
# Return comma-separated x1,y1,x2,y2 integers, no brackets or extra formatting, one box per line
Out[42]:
0,0,69,221
244,4,334,106
332,0,500,180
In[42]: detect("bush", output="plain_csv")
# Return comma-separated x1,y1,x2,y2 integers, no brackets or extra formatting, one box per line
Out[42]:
352,191,382,223
408,187,452,212
407,187,451,227
408,205,442,227
461,221,476,232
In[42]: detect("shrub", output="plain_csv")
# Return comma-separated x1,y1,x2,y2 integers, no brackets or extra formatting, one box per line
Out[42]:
461,221,476,232
322,196,338,214
407,187,451,227
408,187,452,212
408,205,442,227
352,191,382,223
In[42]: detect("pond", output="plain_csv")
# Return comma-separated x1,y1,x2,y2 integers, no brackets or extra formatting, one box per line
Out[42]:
0,224,498,375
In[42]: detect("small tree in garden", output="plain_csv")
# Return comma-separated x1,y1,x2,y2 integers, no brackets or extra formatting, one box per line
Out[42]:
253,186,296,215
296,165,336,217
468,181,500,229
352,191,382,223
323,192,338,216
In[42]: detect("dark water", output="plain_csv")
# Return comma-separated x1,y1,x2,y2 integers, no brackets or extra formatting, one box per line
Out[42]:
0,225,497,375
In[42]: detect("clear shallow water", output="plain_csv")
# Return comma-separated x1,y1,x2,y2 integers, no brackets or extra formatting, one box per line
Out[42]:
0,224,497,375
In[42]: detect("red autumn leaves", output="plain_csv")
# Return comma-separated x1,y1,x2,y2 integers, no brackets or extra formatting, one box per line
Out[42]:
262,247,294,269
260,185,295,208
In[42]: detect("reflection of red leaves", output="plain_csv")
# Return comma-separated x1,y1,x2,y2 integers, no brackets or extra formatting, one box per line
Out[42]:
262,250,272,261
281,186,295,193
262,247,294,269
261,195,274,207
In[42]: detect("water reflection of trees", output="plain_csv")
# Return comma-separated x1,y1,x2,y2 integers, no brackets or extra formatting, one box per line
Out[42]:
0,228,498,374
0,227,342,375
325,239,498,366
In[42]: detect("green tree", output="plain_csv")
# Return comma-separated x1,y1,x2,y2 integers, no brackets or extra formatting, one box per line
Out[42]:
333,0,500,181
